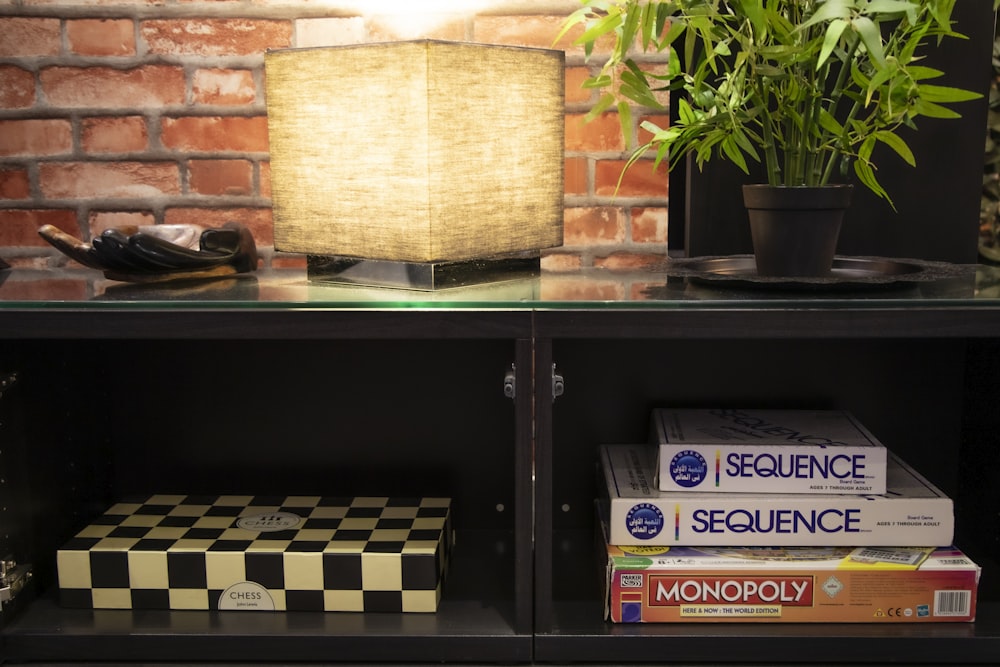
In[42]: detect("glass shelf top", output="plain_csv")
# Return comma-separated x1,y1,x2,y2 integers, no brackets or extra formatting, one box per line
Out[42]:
2,260,1000,311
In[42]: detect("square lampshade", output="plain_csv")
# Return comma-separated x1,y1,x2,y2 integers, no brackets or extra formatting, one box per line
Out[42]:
265,40,565,288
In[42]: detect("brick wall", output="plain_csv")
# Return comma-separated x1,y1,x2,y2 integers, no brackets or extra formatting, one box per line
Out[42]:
0,0,668,273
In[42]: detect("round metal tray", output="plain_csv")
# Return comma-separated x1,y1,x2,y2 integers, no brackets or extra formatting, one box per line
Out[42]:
664,255,967,291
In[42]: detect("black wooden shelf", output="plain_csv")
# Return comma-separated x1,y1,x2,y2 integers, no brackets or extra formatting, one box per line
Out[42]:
3,530,528,664
536,601,1000,664
2,265,999,664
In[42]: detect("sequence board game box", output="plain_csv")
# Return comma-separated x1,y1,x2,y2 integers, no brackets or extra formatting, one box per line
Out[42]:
600,445,953,546
650,408,887,494
602,539,980,623
57,494,452,612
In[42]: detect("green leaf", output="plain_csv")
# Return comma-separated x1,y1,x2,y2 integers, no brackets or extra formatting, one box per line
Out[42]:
817,108,845,136
639,119,666,136
731,127,760,161
874,130,916,166
853,159,891,202
620,4,642,61
640,1,657,51
575,12,623,47
865,61,895,105
864,0,919,22
859,136,877,162
552,6,591,48
799,0,852,30
677,97,697,125
818,19,849,69
734,0,766,34
584,93,617,123
917,84,983,103
906,66,945,82
620,81,664,109
913,99,963,119
582,75,612,89
721,135,750,174
852,16,887,69
618,101,634,148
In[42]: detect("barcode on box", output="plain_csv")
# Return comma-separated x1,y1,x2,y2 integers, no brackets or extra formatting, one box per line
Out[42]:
934,590,971,616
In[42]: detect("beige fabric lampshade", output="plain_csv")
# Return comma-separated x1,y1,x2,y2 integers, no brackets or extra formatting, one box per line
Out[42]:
265,40,565,264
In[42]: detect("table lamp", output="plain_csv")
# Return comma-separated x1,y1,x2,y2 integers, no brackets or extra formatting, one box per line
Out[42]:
265,40,565,289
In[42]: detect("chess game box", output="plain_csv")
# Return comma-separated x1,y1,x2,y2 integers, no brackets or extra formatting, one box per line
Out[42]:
57,494,452,612
650,409,887,494
600,445,953,546
602,539,980,623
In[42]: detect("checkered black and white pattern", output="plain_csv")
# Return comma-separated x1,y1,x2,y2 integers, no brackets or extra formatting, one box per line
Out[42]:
57,495,452,612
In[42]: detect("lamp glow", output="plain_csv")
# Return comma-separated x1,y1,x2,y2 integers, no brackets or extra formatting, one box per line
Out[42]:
265,40,565,289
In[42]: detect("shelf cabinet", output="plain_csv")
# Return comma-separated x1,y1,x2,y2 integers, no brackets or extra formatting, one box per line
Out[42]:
2,265,1000,663
0,273,535,663
532,329,1000,664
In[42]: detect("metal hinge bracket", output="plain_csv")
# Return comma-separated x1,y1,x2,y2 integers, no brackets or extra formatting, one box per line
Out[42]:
503,364,516,399
551,363,565,401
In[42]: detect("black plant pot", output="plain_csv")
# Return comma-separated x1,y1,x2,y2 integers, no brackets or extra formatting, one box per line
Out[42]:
742,184,854,277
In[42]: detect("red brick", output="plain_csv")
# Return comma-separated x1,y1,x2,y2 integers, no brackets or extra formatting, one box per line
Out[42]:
594,252,666,269
67,19,136,56
41,65,185,108
0,208,79,247
0,278,89,300
0,119,72,157
89,210,155,237
565,157,588,196
161,116,269,153
259,161,271,199
192,68,256,106
187,159,253,196
0,65,36,108
630,281,666,300
0,18,60,57
82,116,148,154
595,159,668,198
539,275,625,300
270,253,307,269
540,251,582,272
39,162,181,199
631,207,668,244
563,207,625,245
141,19,292,56
368,14,466,41
565,67,594,106
0,166,31,199
294,17,366,48
164,207,272,245
566,113,626,152
473,15,605,54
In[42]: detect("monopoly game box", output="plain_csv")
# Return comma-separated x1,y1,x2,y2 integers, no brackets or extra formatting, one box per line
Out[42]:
603,539,980,623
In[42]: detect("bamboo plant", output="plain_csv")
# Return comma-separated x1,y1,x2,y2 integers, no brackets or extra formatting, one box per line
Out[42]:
558,0,992,205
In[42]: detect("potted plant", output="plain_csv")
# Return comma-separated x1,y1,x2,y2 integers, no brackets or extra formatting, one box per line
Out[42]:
559,0,992,276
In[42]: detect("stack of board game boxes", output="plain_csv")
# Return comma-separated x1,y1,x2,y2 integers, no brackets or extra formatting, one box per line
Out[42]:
598,408,981,623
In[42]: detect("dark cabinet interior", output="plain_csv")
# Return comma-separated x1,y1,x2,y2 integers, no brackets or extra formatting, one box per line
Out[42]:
0,331,533,663
532,309,1000,665
2,270,1000,664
